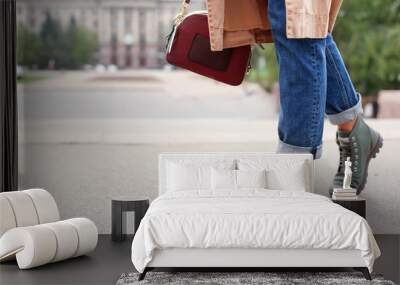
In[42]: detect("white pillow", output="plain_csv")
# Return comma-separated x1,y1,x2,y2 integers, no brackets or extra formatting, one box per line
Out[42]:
267,167,306,191
211,168,268,191
237,159,307,191
237,169,267,189
211,168,236,190
167,162,211,191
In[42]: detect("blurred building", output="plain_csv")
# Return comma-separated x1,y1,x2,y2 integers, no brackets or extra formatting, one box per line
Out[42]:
378,90,400,118
16,0,204,68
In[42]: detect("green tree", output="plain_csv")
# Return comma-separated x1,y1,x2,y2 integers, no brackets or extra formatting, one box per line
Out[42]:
17,24,42,67
39,12,67,68
249,0,400,97
247,45,278,91
333,0,400,97
26,13,99,69
64,17,98,69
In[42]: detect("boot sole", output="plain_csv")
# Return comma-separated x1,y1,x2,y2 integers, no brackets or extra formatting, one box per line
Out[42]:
358,135,383,192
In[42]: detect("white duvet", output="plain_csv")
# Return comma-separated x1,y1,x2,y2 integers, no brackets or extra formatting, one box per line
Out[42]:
131,190,380,273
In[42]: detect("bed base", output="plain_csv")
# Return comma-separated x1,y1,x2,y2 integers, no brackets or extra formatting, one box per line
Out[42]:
138,248,372,281
138,267,371,281
354,267,372,280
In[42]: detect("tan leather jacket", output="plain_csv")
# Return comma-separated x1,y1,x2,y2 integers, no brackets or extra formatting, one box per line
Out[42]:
207,0,342,51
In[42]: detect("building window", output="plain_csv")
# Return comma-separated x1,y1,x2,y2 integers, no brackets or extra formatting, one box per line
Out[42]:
110,8,117,33
125,8,132,33
111,34,118,65
139,10,146,46
111,34,118,45
125,45,132,67
139,56,146,67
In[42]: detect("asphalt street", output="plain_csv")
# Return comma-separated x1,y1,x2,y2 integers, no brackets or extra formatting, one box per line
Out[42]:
20,70,276,120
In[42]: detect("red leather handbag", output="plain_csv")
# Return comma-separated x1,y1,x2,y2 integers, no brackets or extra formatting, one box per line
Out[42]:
166,0,251,86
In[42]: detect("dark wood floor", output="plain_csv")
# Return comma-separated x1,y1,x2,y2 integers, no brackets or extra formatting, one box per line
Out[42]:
0,235,133,285
0,235,398,285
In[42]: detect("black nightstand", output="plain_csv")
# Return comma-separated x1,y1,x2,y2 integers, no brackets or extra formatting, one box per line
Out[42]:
332,198,366,218
111,197,149,242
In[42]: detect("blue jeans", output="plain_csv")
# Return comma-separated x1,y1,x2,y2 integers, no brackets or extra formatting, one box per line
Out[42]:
268,0,362,159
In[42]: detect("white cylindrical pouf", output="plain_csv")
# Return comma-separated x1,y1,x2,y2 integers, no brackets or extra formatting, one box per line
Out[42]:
23,189,60,223
43,221,79,262
0,196,17,237
1,192,39,227
0,190,98,269
0,226,57,269
65,218,98,257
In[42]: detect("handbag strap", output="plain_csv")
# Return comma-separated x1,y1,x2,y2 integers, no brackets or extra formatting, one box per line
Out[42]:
174,0,191,25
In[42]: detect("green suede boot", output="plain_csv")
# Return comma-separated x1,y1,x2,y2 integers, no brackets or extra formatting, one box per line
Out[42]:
330,116,383,195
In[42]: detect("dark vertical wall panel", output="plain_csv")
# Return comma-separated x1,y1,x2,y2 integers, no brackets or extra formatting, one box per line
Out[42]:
0,0,18,192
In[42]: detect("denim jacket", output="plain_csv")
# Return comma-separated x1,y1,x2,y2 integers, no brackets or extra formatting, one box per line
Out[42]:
206,0,343,51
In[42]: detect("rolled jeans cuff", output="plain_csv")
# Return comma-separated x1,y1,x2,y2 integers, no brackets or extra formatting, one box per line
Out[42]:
327,93,363,125
277,140,322,159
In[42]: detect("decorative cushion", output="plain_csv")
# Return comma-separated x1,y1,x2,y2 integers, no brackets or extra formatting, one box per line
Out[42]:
165,159,236,192
238,159,307,191
167,162,212,191
211,169,268,191
160,156,237,194
211,168,236,190
236,169,268,189
267,166,306,191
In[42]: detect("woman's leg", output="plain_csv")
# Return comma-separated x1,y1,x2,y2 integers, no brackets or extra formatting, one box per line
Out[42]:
325,34,361,124
324,35,383,194
268,0,327,159
268,0,382,193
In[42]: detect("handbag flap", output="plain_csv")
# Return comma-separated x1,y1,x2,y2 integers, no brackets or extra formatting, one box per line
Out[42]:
188,33,233,71
166,13,251,86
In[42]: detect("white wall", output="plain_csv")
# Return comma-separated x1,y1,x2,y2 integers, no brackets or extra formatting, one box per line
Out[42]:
20,119,400,234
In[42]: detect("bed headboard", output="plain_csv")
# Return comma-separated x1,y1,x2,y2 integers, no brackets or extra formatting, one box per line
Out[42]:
158,152,314,195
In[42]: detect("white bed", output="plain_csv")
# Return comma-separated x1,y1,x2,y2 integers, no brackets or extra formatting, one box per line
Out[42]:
131,153,380,280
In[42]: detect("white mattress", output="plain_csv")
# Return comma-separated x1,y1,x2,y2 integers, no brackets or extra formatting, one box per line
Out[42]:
131,190,380,273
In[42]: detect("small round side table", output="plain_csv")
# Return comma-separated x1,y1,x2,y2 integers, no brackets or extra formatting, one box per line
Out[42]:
111,197,149,242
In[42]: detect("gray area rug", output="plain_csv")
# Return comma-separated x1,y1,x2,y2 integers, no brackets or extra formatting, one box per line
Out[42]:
116,272,396,285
